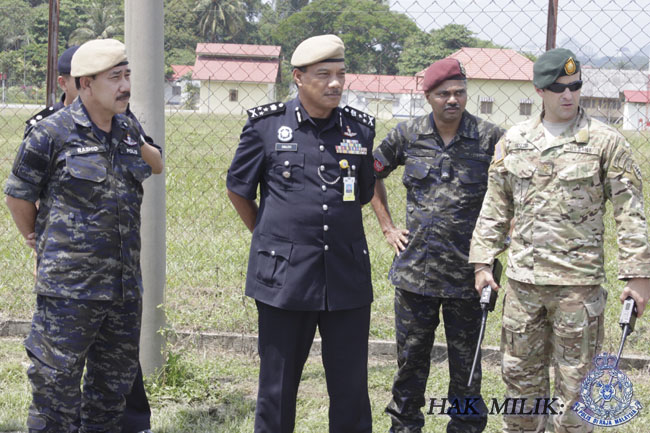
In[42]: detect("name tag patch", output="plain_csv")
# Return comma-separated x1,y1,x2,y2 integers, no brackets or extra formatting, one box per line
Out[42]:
275,143,298,152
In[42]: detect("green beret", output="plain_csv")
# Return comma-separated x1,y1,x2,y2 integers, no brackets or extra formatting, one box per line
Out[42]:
533,48,581,89
291,34,345,68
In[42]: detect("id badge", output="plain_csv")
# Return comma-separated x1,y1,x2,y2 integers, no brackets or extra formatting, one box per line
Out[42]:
343,176,355,201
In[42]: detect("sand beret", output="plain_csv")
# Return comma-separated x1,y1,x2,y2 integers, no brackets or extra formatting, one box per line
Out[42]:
291,34,345,68
57,46,79,75
422,58,466,93
533,48,580,89
70,39,128,77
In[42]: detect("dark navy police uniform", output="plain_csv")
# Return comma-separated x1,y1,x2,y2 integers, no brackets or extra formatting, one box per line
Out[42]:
227,97,376,432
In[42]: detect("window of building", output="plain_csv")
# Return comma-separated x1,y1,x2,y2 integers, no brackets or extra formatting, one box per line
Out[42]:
519,98,533,116
480,100,493,114
229,89,238,102
172,85,181,96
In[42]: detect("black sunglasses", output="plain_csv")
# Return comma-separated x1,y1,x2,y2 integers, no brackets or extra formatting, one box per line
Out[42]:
546,80,583,93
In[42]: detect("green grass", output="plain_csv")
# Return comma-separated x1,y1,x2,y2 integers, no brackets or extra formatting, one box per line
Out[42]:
1,337,649,432
1,108,650,356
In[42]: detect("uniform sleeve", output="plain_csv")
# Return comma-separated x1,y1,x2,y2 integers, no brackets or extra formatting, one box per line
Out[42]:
372,122,408,179
469,138,513,264
603,138,650,279
126,111,163,156
226,119,265,200
357,127,376,205
4,126,53,202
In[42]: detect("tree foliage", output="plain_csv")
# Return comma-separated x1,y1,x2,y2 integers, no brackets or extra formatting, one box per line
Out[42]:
193,0,247,42
272,0,419,75
397,24,501,75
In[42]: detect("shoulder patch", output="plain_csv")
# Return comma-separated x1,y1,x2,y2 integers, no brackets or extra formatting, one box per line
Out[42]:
25,106,58,128
247,102,286,120
342,106,375,129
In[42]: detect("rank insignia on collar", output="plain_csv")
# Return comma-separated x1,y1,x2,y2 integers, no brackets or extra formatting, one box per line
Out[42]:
343,125,357,137
277,126,293,142
123,133,138,146
247,102,286,119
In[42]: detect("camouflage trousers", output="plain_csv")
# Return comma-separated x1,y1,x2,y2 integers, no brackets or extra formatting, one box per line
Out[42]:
501,279,606,433
25,295,142,433
386,288,488,433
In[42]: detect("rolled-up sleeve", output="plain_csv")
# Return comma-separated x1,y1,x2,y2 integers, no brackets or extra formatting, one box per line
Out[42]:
4,127,53,202
226,119,265,200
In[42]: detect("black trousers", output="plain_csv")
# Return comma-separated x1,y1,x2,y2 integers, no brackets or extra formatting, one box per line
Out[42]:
122,362,151,433
254,301,372,433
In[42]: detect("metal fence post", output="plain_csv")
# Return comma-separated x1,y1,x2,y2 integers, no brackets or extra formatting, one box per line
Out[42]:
124,0,166,375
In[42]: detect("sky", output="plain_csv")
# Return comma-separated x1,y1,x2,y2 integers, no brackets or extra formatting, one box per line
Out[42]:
389,0,650,62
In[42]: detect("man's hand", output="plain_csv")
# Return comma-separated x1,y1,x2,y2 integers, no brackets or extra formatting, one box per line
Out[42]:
474,263,499,296
25,232,36,250
621,278,650,317
383,226,409,255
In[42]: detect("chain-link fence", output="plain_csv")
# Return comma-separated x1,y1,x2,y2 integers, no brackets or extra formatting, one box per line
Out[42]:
1,0,649,349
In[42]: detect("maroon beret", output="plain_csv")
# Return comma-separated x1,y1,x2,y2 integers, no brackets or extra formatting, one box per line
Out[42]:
422,58,466,93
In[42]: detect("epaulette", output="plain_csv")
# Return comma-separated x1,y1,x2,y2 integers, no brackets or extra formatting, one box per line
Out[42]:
342,106,375,129
25,105,58,128
247,102,286,120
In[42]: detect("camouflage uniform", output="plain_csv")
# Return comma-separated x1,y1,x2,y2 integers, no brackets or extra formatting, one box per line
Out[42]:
469,108,650,432
374,111,504,432
5,98,154,433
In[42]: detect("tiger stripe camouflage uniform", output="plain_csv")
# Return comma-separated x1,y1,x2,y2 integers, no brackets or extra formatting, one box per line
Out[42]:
374,111,503,433
469,107,650,432
5,97,154,432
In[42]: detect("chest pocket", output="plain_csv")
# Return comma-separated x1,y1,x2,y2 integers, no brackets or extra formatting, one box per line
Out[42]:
119,144,151,184
271,152,305,191
402,159,430,186
557,160,602,211
456,158,489,186
62,151,108,208
504,154,535,205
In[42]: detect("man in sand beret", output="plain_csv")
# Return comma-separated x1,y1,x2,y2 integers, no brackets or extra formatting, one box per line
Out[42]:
227,34,376,432
5,38,162,432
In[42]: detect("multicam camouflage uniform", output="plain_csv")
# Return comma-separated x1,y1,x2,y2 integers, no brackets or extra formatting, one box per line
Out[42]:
469,107,650,433
5,97,154,433
374,111,504,433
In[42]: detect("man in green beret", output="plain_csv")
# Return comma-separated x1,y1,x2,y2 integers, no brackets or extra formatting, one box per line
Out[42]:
469,48,650,432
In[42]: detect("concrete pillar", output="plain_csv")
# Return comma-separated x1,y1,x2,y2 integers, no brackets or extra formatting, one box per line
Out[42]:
124,0,166,375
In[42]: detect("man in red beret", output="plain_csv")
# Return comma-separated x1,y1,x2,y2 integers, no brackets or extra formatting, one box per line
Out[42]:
371,58,504,433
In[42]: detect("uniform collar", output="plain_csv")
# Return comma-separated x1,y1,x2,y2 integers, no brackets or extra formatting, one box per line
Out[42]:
426,111,478,142
291,97,341,131
71,98,129,144
527,107,590,152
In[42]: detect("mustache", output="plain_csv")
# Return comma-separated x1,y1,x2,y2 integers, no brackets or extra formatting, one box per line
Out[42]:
444,103,459,110
117,92,131,101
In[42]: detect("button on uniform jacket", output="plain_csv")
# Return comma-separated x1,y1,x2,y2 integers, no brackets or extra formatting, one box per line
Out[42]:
227,98,376,311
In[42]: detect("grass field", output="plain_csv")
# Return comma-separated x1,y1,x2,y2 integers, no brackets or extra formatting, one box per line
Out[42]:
1,106,650,431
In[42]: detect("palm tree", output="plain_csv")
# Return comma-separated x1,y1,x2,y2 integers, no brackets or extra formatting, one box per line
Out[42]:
194,0,246,42
68,0,123,46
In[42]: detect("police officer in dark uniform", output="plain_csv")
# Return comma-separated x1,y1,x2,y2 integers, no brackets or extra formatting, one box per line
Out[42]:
21,44,154,433
5,39,162,433
371,58,504,433
227,34,375,433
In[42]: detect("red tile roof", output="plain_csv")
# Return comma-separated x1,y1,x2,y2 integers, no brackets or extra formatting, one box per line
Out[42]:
345,74,418,94
196,43,281,58
192,43,281,83
417,48,534,81
624,90,650,103
171,65,193,81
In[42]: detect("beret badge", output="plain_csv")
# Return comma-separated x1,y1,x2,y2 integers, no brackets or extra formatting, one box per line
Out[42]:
564,57,577,75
